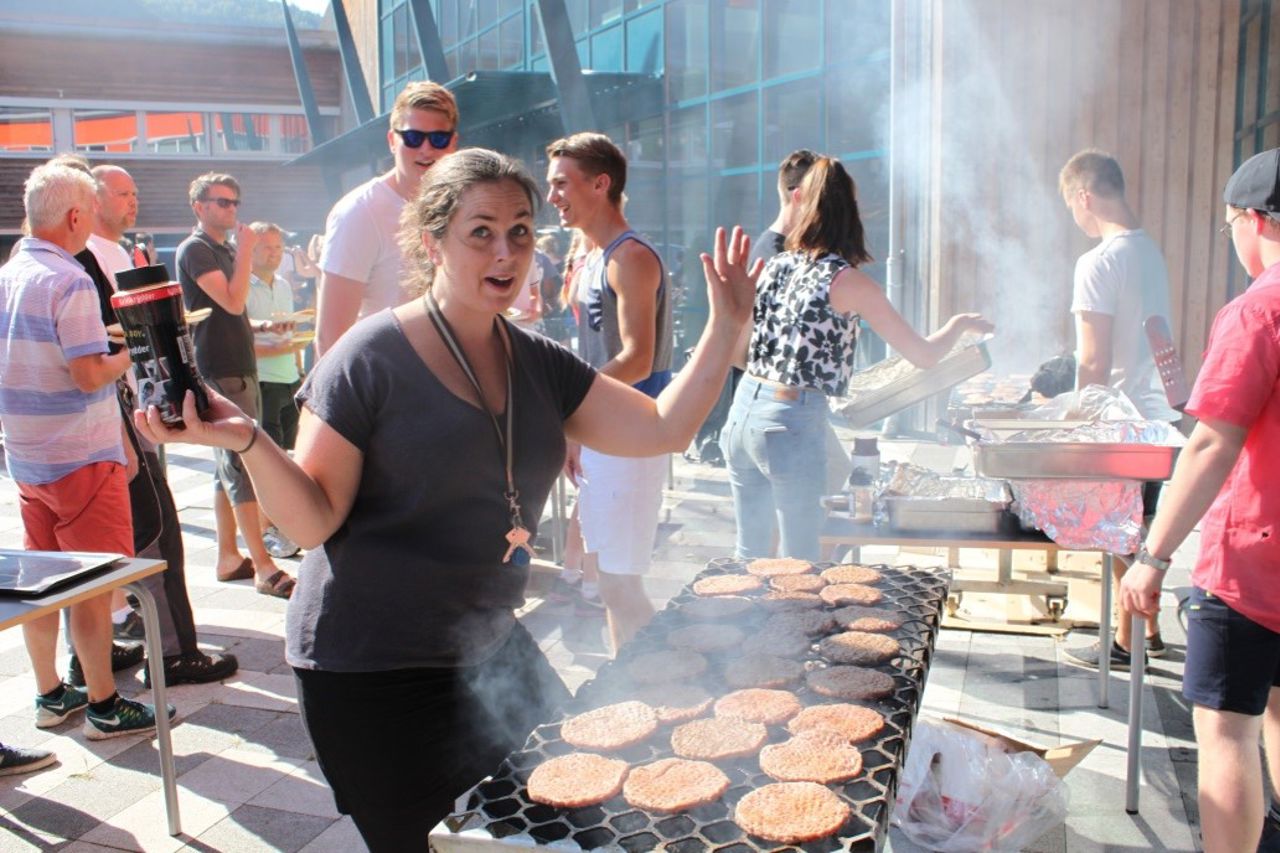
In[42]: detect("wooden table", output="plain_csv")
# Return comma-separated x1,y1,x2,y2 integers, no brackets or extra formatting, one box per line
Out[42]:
0,556,179,836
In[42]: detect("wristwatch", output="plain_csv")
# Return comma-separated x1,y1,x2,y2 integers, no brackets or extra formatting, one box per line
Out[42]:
1135,544,1172,572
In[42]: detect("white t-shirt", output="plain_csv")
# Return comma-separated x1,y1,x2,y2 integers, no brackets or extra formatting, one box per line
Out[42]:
1070,229,1179,422
319,174,409,321
86,233,133,289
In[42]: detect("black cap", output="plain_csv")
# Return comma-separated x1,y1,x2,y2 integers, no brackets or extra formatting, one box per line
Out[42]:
1224,148,1280,213
115,264,170,291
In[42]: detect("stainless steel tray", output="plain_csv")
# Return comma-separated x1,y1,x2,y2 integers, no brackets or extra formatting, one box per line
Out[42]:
972,442,1180,480
885,497,1012,534
968,418,1093,434
834,339,993,429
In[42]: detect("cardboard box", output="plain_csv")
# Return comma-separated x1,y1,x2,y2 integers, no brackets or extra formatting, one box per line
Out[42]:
941,716,1101,778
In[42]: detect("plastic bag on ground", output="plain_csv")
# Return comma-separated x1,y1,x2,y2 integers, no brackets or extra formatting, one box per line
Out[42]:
893,718,1068,852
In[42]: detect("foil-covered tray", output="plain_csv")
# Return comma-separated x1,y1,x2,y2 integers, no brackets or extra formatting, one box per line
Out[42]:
972,442,1179,480
832,337,993,429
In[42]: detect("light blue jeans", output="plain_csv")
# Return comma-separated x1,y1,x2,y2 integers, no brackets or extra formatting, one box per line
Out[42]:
720,375,830,561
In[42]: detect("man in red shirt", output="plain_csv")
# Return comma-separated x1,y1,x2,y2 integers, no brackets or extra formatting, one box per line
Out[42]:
1121,147,1280,852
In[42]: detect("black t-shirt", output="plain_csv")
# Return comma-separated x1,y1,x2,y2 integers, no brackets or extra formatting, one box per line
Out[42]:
750,228,787,267
176,229,255,379
286,311,597,672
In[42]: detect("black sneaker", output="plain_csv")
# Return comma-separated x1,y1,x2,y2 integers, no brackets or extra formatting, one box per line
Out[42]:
113,611,145,641
143,651,239,687
0,744,56,777
1064,640,1145,672
68,642,145,687
1146,633,1168,659
83,695,176,741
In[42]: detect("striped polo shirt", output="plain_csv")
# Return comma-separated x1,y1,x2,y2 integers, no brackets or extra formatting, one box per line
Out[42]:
0,237,124,484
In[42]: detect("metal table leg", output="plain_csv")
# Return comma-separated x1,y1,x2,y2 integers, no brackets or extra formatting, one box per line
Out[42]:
1098,554,1112,709
122,581,180,836
1126,611,1145,814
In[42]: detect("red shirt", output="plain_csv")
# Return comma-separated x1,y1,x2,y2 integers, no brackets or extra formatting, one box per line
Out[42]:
1188,261,1280,631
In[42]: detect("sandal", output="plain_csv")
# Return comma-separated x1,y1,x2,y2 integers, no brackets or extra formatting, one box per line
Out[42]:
255,570,296,599
217,557,254,583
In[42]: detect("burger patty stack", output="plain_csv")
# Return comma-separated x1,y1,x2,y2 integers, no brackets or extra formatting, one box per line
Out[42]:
450,557,949,852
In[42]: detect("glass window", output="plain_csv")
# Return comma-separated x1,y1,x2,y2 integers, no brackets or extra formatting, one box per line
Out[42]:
711,172,762,237
394,4,416,79
665,0,707,101
500,12,524,67
591,24,623,71
626,7,663,73
628,115,664,166
529,2,544,56
280,114,313,154
826,0,889,62
826,61,888,156
763,0,820,78
668,103,706,169
478,0,498,29
710,92,758,170
763,77,820,164
459,0,479,38
73,109,137,153
381,12,396,84
591,0,624,29
144,111,206,154
445,48,459,79
565,0,589,34
498,0,522,15
438,0,459,47
213,112,271,153
0,107,53,153
457,37,478,74
478,27,501,69
711,0,759,92
845,155,888,255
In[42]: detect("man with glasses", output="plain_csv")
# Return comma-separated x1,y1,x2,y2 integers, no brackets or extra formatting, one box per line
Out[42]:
315,81,459,355
1121,147,1280,852
1057,149,1179,673
177,173,296,599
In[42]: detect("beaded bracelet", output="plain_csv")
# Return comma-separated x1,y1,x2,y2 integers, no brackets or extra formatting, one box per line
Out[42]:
237,421,260,455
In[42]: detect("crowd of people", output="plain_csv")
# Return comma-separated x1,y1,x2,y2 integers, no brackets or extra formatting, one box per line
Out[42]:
0,75,1277,853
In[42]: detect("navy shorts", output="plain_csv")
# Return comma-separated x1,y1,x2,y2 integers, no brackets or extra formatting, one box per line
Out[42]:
1183,586,1280,715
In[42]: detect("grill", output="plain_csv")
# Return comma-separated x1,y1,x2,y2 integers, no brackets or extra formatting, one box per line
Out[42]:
433,560,951,852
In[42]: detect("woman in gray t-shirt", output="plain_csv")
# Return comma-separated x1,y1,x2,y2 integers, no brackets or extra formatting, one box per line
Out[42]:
135,148,761,851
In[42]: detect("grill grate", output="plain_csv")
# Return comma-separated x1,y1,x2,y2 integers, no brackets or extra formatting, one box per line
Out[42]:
434,560,951,852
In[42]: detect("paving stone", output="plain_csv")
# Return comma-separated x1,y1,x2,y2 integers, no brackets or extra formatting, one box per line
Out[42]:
195,803,332,852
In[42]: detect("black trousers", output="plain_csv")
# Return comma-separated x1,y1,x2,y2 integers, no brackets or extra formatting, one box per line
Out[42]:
130,451,198,656
293,623,570,852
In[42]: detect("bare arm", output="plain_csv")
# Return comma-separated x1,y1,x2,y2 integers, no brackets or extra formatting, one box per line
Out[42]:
193,224,256,316
315,271,365,357
598,242,662,385
1074,310,1114,389
67,348,132,392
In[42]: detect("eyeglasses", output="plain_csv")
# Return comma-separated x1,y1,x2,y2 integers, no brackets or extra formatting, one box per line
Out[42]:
1220,210,1251,237
394,128,455,150
201,197,241,209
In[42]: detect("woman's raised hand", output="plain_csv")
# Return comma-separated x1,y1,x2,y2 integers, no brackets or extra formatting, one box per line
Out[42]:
952,313,995,336
133,386,256,452
700,226,764,330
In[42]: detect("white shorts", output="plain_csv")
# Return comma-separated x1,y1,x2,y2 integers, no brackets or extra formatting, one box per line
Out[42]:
577,448,668,576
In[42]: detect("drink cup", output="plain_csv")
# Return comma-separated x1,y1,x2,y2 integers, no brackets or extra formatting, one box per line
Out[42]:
110,264,209,428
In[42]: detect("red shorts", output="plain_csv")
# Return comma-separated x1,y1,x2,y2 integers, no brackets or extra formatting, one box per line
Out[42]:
18,462,134,556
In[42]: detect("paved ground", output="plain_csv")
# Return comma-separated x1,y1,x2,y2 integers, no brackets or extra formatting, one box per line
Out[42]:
0,439,1204,851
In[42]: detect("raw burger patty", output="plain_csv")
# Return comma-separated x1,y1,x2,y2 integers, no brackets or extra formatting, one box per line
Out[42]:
769,574,826,593
820,564,883,585
693,575,763,596
787,702,886,743
528,753,629,808
623,758,730,812
759,730,864,783
766,610,838,637
713,688,803,724
831,605,903,632
632,683,714,724
560,701,658,750
627,649,708,685
746,557,814,577
819,631,902,665
671,717,768,760
679,595,756,621
759,590,824,611
806,665,897,701
819,583,884,606
735,781,852,844
724,654,805,689
667,623,746,654
741,626,812,658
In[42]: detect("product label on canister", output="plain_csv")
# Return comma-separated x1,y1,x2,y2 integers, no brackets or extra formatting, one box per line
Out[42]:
109,282,208,427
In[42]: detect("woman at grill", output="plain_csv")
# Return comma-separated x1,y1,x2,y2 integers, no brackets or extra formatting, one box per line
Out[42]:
133,148,759,851
722,156,992,561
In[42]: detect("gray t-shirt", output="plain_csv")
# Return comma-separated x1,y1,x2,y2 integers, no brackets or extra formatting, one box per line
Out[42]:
177,229,256,379
285,311,596,671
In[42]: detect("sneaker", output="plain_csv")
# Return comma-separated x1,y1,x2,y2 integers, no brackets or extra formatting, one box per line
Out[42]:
113,611,145,641
68,642,145,687
143,651,239,687
34,683,88,728
84,696,176,741
263,526,300,559
1064,640,1145,672
1146,633,1168,659
0,744,56,777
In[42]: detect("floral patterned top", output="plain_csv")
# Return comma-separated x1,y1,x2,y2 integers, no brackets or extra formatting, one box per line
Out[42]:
748,251,860,396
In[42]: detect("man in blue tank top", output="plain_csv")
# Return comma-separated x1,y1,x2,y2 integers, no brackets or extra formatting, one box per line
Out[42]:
546,133,673,653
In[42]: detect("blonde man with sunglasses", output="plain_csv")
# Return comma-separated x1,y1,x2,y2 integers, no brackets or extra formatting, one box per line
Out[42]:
315,82,460,356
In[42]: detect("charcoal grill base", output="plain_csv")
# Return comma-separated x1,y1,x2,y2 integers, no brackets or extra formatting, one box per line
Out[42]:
431,561,951,853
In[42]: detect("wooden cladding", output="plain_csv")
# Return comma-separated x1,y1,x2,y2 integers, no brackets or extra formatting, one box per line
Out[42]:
927,0,1242,380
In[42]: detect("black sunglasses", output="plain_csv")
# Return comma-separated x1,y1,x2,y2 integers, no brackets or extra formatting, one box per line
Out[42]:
394,128,455,150
201,197,241,209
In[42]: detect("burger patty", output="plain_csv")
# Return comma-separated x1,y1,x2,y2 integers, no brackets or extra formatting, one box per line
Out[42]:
693,574,763,597
622,758,730,813
627,649,709,685
734,781,852,844
679,595,756,621
528,753,629,808
818,631,902,665
631,683,714,724
759,730,864,783
667,622,746,654
559,700,658,751
819,583,885,606
806,665,897,701
787,702,886,743
768,573,827,593
670,717,768,760
820,564,884,585
724,653,805,689
741,626,812,658
746,557,814,577
831,605,904,632
765,610,838,637
713,688,803,724
759,590,824,611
